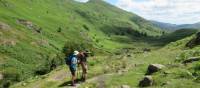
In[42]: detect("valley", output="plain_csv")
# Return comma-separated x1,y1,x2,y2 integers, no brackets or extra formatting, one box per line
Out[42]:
1,0,200,88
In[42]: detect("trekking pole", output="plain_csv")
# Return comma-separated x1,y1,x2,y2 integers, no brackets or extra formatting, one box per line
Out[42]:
77,64,80,82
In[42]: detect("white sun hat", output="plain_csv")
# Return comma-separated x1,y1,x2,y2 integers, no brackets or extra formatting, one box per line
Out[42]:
73,51,79,55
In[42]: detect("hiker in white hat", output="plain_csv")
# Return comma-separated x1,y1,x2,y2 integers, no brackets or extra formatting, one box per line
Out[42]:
65,50,79,86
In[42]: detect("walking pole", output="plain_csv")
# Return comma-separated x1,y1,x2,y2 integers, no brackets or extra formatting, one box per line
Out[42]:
77,64,80,82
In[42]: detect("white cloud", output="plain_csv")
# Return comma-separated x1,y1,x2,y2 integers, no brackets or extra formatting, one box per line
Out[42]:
115,0,200,24
74,0,89,3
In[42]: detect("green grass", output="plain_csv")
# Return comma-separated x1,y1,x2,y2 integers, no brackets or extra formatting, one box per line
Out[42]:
0,0,167,86
80,35,200,88
0,0,199,87
9,32,200,88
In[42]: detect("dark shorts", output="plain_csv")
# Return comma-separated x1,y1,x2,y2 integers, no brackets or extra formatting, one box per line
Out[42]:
70,67,76,76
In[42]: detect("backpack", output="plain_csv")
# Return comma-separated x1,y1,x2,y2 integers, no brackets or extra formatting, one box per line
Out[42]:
65,54,73,65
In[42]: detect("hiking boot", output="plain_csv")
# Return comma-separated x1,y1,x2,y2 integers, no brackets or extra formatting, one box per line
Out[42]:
81,77,86,82
71,84,76,87
75,79,79,83
71,81,76,86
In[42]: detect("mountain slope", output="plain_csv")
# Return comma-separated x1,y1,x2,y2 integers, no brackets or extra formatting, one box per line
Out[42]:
151,21,200,30
151,21,178,30
0,0,165,87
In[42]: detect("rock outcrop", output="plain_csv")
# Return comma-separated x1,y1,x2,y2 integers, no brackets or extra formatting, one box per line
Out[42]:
17,19,42,33
146,64,165,75
182,57,200,64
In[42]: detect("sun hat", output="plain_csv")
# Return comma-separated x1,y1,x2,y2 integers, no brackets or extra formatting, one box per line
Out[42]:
73,50,79,55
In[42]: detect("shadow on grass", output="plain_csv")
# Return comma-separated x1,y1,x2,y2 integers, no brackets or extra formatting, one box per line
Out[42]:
58,80,72,87
58,79,83,87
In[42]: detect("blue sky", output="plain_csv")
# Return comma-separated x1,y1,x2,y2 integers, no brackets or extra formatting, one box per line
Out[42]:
75,0,200,24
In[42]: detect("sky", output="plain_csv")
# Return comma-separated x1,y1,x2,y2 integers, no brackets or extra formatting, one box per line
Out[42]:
75,0,200,24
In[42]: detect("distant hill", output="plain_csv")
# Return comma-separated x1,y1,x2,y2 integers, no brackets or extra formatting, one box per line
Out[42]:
151,21,200,30
178,22,200,29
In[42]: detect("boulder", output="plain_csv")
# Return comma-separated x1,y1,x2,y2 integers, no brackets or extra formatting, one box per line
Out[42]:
146,64,165,75
121,85,130,88
139,76,153,87
182,57,200,64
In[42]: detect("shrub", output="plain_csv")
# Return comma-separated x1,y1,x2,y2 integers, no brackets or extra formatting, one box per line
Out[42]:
62,41,93,56
176,50,200,62
195,76,200,83
2,80,11,88
178,70,194,79
83,24,89,31
35,58,51,75
3,67,21,83
62,41,80,56
192,62,200,82
194,62,200,71
57,27,62,32
95,39,99,43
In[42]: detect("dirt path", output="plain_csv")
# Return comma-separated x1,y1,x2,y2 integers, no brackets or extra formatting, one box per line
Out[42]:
48,69,69,81
86,74,114,88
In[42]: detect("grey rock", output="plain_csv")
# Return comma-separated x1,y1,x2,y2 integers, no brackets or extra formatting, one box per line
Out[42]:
139,76,153,87
182,57,200,64
146,64,165,75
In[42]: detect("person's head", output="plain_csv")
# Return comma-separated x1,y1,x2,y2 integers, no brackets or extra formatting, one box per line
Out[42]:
73,50,79,56
83,50,91,57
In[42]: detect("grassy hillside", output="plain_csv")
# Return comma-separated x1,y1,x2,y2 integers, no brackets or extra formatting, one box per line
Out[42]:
9,32,200,88
1,0,200,88
0,0,166,87
78,32,200,88
158,29,198,45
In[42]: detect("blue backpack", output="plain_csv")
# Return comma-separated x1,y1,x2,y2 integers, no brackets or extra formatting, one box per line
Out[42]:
65,54,73,65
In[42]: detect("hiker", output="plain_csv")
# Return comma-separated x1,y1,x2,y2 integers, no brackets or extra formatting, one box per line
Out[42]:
77,50,90,82
65,50,79,86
